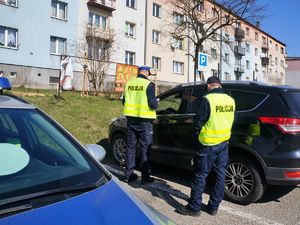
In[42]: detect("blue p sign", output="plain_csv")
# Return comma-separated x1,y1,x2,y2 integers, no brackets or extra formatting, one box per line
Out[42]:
198,52,208,71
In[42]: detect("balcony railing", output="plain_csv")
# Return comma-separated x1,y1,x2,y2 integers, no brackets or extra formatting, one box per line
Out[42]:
86,25,112,41
234,46,246,56
234,65,245,73
261,42,268,51
235,28,245,40
87,0,116,11
261,57,269,65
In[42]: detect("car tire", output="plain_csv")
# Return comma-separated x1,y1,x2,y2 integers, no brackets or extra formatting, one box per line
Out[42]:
224,154,266,205
111,133,127,166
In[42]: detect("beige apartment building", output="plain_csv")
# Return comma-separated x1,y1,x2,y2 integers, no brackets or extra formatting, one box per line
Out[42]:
142,0,286,85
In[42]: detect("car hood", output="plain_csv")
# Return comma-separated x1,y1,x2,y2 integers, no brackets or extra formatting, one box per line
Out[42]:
0,178,172,225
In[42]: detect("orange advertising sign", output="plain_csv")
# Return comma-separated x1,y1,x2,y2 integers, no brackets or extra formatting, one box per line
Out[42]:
115,63,139,92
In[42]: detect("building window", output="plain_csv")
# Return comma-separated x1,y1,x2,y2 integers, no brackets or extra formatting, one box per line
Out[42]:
51,0,67,20
246,27,250,36
211,48,217,59
269,40,273,48
173,61,184,74
171,37,183,50
196,2,204,12
255,63,258,71
211,69,217,76
255,48,258,56
152,56,161,70
88,40,109,60
255,32,258,41
224,72,230,80
246,60,250,70
88,13,107,30
10,72,17,78
126,0,136,9
275,44,278,51
0,26,18,48
281,47,284,54
1,0,17,7
125,22,136,38
280,60,284,67
173,12,184,24
224,53,229,63
246,43,250,53
212,8,218,17
153,3,161,17
50,36,66,55
275,57,278,65
152,30,161,44
262,36,266,44
125,51,135,65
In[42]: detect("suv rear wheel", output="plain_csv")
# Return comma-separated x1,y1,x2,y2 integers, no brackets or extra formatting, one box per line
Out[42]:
111,133,127,166
225,154,266,205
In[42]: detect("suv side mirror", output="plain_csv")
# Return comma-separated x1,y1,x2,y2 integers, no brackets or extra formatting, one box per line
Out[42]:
85,144,106,162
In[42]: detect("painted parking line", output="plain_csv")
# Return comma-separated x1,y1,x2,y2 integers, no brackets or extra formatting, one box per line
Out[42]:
104,164,284,225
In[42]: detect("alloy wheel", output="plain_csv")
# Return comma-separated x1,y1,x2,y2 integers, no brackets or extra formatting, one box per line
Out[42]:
225,163,254,198
113,137,127,164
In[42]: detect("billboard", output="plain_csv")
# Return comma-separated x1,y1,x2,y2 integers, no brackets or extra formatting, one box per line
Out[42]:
115,63,139,92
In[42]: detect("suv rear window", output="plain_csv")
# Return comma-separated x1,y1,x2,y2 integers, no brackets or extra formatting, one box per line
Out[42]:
282,91,300,113
230,90,268,111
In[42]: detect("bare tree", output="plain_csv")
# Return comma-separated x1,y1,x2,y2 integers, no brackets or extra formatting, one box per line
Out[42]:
75,24,117,95
164,0,266,81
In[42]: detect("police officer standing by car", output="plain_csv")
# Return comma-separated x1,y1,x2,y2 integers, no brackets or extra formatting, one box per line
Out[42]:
177,76,235,217
122,66,158,185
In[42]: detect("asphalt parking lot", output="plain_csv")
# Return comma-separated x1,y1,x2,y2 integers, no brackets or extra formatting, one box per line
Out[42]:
102,155,300,225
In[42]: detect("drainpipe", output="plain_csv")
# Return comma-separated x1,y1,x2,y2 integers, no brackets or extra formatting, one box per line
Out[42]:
144,0,148,65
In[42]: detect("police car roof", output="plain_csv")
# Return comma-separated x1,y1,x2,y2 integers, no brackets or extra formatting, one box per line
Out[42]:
0,94,34,109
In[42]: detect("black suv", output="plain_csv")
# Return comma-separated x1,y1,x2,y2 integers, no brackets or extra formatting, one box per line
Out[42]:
108,81,300,205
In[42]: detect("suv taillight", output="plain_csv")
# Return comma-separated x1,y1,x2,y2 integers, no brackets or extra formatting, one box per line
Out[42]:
258,117,300,134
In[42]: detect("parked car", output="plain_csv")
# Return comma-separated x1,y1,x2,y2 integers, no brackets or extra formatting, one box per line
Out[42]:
109,81,300,205
0,77,175,225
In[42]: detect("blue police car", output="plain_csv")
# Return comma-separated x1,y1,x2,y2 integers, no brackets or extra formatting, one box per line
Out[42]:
0,77,175,225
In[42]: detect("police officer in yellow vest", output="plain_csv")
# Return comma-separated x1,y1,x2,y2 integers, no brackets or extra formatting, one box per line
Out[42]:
177,76,235,217
123,66,158,185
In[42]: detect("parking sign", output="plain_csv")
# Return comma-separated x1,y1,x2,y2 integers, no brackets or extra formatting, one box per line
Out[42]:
198,52,208,71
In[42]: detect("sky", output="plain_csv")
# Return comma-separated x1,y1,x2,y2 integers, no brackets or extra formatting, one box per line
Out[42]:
258,0,300,57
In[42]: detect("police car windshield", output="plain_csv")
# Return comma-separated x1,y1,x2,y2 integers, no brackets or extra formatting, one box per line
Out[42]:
0,108,105,202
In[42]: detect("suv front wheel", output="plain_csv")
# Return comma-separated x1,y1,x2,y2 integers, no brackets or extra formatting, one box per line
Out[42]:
225,154,266,205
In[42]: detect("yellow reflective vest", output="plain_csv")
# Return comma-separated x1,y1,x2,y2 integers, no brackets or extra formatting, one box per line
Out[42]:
198,93,235,146
123,77,157,119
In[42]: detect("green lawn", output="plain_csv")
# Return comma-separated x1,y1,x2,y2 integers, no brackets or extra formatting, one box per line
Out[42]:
12,88,123,145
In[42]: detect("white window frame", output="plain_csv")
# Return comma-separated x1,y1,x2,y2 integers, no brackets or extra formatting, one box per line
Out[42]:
51,0,67,20
126,0,136,9
50,36,67,55
152,30,161,44
0,26,18,49
125,22,136,38
1,0,17,7
152,56,161,71
255,48,258,56
173,12,184,24
246,60,250,70
172,37,183,50
173,61,184,74
153,3,161,17
125,51,135,65
211,48,217,59
89,13,107,30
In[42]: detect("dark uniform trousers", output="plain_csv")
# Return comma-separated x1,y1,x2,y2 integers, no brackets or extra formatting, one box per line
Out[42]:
188,141,228,212
125,119,153,179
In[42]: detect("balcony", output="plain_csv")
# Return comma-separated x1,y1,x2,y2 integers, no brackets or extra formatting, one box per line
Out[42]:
235,28,245,41
234,46,246,56
261,57,269,66
87,0,116,12
86,26,112,41
234,65,245,73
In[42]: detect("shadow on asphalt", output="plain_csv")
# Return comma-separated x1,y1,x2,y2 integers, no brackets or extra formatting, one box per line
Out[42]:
98,142,298,207
256,185,297,203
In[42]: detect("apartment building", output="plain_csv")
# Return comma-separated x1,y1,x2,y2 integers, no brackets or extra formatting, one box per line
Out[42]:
0,0,286,90
286,57,300,88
